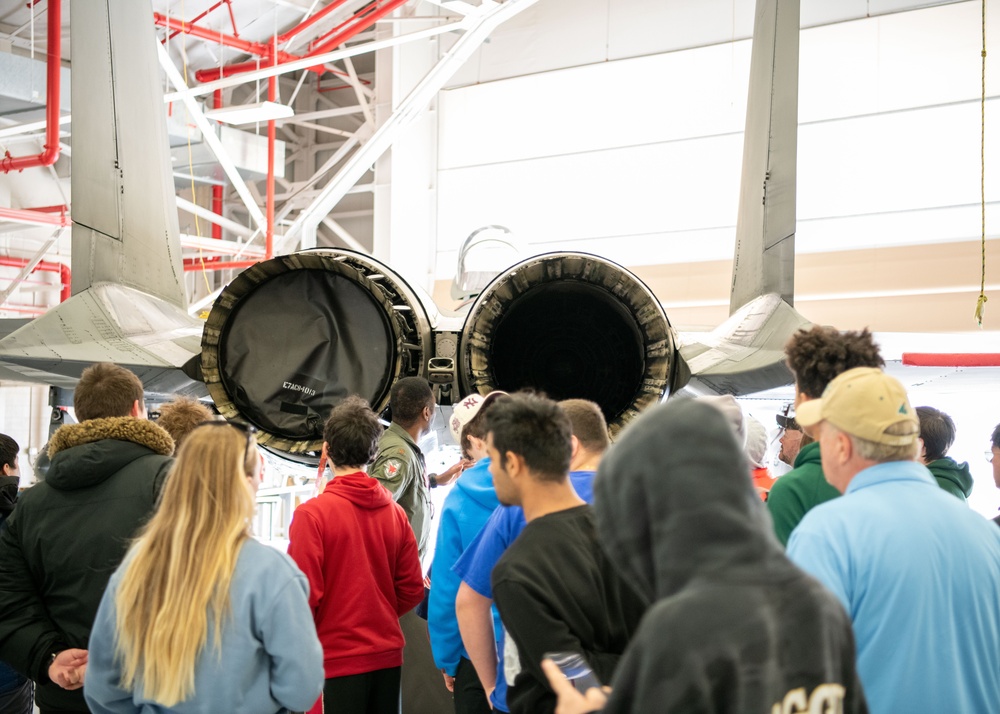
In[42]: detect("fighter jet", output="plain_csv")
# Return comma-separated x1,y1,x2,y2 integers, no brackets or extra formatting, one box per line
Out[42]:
0,0,812,454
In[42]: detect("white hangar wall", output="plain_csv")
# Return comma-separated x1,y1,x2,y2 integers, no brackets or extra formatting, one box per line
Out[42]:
418,0,1000,332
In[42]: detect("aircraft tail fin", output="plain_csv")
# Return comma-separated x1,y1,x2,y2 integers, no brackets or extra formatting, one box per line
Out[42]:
729,0,800,314
70,0,187,308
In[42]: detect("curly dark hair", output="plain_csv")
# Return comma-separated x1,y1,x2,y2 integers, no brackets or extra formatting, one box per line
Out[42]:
785,326,884,399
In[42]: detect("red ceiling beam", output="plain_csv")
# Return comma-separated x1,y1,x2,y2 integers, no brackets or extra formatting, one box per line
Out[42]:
187,0,406,84
0,256,71,303
275,0,353,44
183,259,260,273
0,206,70,227
1,0,61,174
308,0,408,56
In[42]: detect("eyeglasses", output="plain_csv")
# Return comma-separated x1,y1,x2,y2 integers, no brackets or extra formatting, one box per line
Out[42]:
988,450,998,464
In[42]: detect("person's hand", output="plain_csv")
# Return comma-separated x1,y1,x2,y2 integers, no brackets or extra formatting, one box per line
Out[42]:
436,459,474,487
442,671,455,692
541,659,609,714
49,649,88,690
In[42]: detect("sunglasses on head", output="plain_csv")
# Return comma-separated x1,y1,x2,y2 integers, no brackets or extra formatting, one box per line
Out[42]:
197,420,258,449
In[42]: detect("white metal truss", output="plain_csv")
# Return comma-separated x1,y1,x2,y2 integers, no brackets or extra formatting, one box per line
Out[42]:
156,41,269,236
279,0,541,252
0,228,63,307
162,19,468,104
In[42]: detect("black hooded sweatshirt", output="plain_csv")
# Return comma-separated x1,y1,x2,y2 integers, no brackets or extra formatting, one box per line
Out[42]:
593,399,868,714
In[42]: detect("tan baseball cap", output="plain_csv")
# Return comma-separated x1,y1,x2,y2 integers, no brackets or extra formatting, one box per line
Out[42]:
796,367,919,446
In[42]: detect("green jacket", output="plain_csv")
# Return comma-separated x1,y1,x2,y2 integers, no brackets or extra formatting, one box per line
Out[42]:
926,457,973,501
766,441,840,547
0,417,173,712
371,422,430,556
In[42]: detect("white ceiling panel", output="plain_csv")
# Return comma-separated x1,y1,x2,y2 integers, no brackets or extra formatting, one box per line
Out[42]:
606,0,756,60
443,0,971,88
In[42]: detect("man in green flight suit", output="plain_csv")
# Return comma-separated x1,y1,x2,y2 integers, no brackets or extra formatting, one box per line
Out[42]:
767,326,884,546
371,376,470,714
372,376,469,557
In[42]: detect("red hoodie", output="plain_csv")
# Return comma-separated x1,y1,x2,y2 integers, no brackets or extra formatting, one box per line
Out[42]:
288,471,424,678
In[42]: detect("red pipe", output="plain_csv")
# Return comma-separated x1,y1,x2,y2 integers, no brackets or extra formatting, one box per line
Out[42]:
275,0,352,44
266,72,276,260
308,0,409,56
183,259,259,272
190,0,393,84
902,353,1000,367
166,0,227,41
155,13,265,56
224,0,239,37
0,206,70,227
0,256,71,302
0,305,47,315
155,13,326,82
24,204,67,214
212,90,224,243
1,0,61,174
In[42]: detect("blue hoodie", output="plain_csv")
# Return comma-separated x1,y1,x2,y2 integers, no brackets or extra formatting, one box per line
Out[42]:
85,539,324,714
428,458,501,675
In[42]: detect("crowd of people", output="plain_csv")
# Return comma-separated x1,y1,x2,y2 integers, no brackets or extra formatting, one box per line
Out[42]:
0,324,998,714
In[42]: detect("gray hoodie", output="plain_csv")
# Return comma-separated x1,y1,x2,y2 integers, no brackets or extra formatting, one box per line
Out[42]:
593,399,868,713
85,538,324,714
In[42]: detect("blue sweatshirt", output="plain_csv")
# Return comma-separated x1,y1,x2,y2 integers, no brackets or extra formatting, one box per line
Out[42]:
85,538,324,714
428,458,501,675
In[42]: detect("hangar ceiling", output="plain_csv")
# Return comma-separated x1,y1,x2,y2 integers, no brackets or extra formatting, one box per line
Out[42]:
0,0,538,316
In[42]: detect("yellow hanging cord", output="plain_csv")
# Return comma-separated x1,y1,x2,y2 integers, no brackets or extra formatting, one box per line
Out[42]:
179,0,213,295
976,0,988,326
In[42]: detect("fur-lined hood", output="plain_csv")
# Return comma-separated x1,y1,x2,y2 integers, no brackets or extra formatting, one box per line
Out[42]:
44,417,174,492
48,417,174,458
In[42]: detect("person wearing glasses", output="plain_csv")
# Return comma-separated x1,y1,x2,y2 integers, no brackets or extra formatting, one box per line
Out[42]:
0,363,175,714
84,420,324,714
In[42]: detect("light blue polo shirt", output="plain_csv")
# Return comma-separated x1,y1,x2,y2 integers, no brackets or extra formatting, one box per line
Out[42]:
788,460,1000,714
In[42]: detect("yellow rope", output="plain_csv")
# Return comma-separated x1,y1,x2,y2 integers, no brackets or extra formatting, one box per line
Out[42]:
179,0,213,295
976,0,988,326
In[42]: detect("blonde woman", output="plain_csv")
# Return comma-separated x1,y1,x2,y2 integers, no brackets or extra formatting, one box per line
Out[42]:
84,422,324,714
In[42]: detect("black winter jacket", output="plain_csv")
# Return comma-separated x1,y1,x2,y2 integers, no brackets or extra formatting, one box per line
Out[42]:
593,399,868,714
0,417,173,712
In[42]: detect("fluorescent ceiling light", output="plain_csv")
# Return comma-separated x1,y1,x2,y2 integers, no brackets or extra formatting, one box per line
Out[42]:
205,101,294,125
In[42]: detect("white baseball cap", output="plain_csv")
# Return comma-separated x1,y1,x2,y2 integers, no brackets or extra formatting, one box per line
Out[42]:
449,391,508,445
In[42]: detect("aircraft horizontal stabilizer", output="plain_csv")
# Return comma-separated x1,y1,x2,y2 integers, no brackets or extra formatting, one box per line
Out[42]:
680,294,811,396
0,284,205,397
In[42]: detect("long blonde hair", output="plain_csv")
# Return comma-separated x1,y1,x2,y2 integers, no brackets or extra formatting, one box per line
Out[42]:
114,423,258,705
